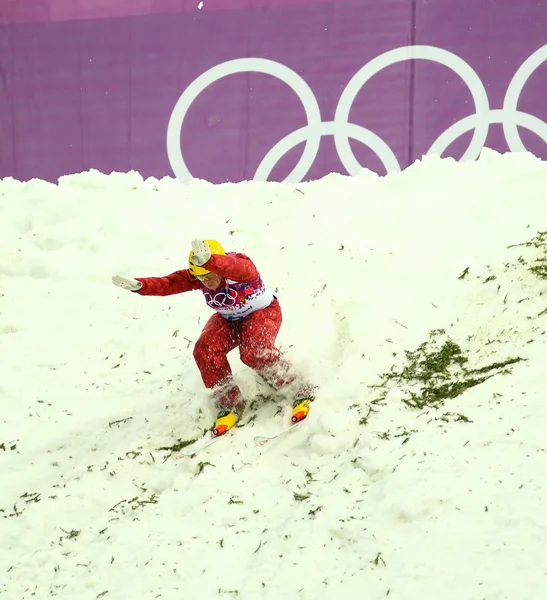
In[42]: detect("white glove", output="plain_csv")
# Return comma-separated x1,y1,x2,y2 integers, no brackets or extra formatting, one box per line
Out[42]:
191,239,211,266
112,275,142,291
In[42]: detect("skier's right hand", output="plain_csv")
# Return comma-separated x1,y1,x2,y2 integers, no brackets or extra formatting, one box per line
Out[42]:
191,239,211,266
112,275,142,291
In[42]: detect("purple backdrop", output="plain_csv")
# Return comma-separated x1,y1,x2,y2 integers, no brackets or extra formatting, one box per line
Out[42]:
1,0,546,183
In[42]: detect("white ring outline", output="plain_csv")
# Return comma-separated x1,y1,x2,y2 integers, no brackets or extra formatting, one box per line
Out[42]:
503,45,547,151
336,46,490,170
431,45,547,154
167,45,547,182
257,120,400,180
166,58,322,184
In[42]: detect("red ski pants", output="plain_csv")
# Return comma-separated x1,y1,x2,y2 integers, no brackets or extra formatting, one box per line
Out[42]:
193,298,295,409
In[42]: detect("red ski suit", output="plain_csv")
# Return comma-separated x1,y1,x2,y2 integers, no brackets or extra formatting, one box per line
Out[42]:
134,252,296,411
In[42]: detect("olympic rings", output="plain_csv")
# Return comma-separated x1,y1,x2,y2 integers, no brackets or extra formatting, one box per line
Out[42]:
204,288,238,307
166,45,547,183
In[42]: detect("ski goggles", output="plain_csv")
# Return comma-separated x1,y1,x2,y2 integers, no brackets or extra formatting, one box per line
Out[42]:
197,272,216,282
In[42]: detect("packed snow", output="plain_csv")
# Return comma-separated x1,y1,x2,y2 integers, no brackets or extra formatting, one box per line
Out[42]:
2,149,547,599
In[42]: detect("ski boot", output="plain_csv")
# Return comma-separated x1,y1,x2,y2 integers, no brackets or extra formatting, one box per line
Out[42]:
212,409,239,437
291,398,313,423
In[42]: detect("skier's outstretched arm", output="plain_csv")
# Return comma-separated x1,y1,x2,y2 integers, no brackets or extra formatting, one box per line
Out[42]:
112,270,200,296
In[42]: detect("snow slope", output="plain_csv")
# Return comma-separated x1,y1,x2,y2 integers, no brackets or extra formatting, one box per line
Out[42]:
2,149,547,599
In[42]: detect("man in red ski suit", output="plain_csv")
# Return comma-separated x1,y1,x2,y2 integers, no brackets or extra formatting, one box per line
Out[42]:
112,239,313,436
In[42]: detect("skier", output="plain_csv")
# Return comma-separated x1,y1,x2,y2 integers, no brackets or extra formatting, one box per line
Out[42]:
112,239,314,436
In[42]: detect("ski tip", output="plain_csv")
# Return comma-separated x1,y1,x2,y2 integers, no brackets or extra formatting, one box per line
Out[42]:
253,436,270,447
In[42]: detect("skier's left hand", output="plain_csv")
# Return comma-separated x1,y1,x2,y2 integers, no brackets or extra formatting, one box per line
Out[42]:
191,239,211,266
112,275,142,291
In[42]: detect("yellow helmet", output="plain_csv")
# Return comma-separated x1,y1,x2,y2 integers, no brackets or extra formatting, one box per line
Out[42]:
188,239,226,277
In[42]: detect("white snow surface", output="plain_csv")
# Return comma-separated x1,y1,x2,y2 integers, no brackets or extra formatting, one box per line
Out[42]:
2,149,547,599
